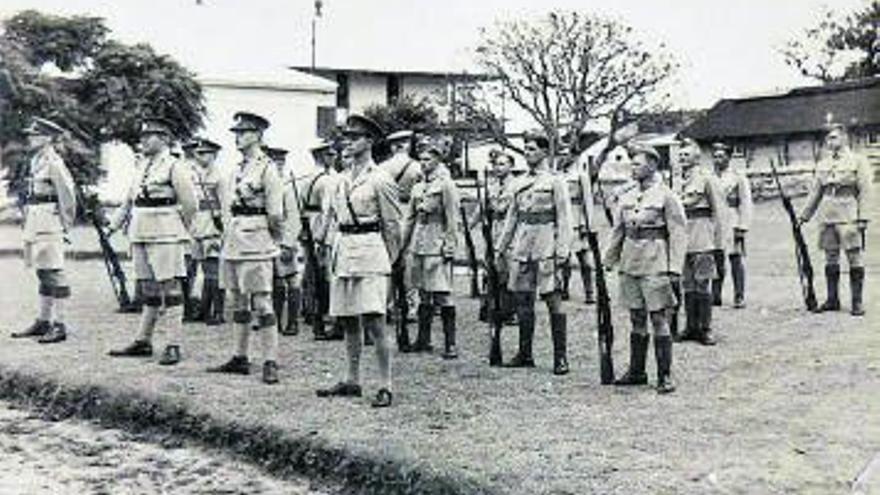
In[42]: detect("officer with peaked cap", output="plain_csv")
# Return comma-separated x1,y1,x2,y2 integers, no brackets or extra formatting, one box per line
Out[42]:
188,137,226,325
207,112,285,384
316,114,402,408
265,145,303,336
107,117,198,365
12,117,77,344
401,137,462,358
799,122,873,316
605,144,687,393
497,129,575,375
710,142,752,308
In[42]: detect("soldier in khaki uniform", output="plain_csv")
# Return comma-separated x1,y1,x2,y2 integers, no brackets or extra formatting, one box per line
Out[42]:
711,142,752,308
559,150,596,304
498,130,574,375
179,141,201,322
316,115,402,408
799,123,873,316
265,146,303,335
108,117,198,365
187,138,225,325
401,138,461,358
299,140,340,340
604,145,687,394
12,117,77,344
676,138,725,345
207,112,285,384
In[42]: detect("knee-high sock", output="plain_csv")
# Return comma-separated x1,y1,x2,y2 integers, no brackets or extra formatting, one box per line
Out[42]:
343,319,362,385
163,304,183,347
136,306,159,342
261,325,279,362
53,298,65,324
366,316,392,391
39,295,53,322
234,322,250,358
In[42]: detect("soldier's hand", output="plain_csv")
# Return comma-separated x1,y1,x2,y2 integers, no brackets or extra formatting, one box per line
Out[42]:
280,246,294,264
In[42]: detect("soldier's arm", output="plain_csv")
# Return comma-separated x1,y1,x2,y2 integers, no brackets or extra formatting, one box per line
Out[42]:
737,173,753,232
799,174,824,223
49,156,77,231
281,183,302,249
602,199,625,268
107,178,135,234
856,155,873,224
442,178,461,258
375,172,404,264
553,176,574,260
706,175,726,250
665,192,688,275
497,192,518,254
400,182,419,253
580,172,595,231
171,160,198,229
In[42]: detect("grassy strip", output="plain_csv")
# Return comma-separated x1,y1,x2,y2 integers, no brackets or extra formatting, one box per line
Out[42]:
0,366,498,495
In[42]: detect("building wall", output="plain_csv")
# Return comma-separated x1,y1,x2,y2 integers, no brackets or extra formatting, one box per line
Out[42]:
347,73,388,114
401,75,451,121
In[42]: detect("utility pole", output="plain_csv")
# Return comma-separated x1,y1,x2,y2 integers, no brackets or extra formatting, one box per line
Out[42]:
311,0,323,69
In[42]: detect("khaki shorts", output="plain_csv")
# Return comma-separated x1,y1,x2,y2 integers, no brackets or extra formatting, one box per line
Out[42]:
819,223,862,252
329,274,388,317
132,242,186,282
509,258,561,296
191,237,222,261
682,252,717,291
619,273,677,312
23,237,65,270
411,255,454,293
222,259,273,293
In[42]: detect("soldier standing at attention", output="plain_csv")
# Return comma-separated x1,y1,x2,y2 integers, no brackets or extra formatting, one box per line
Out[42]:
300,140,340,340
559,148,596,305
207,112,284,384
188,138,225,325
265,146,303,336
107,117,197,365
401,138,461,358
498,130,574,375
479,150,520,324
604,145,687,394
179,141,201,322
12,117,77,344
711,142,752,308
799,122,873,316
676,138,725,345
316,115,402,408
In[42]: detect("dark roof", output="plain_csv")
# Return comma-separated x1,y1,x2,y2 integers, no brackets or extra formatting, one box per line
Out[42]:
684,77,880,140
290,65,491,81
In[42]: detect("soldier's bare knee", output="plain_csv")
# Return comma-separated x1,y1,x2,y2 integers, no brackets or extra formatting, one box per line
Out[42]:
630,309,648,330
825,249,841,265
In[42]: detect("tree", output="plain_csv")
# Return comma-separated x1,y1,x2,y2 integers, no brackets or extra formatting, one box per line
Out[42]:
466,11,677,156
782,2,879,82
363,95,440,135
0,10,205,190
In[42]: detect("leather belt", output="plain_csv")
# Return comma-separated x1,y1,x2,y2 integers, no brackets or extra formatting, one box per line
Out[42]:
521,211,555,224
339,222,381,234
686,207,712,219
231,205,266,216
417,211,445,224
27,194,58,204
198,199,220,211
727,197,740,207
828,184,857,197
625,226,667,241
135,197,177,207
302,204,322,213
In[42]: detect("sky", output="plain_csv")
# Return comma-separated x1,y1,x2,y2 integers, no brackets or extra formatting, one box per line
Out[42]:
0,0,869,109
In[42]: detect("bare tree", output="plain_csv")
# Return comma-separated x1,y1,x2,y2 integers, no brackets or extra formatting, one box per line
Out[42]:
461,11,677,156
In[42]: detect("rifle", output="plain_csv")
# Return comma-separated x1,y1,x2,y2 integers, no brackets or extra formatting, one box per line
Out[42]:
288,172,329,326
476,173,504,366
769,159,818,311
460,199,480,298
74,183,137,312
579,179,614,384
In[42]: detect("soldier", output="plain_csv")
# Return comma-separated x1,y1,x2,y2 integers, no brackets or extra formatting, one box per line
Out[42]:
207,112,284,384
179,141,201,322
799,122,873,316
711,142,752,308
676,138,725,345
300,139,339,340
498,130,574,375
107,117,197,365
401,138,461,358
559,149,596,304
187,138,225,325
265,146,302,335
316,115,402,408
604,145,687,394
12,117,77,344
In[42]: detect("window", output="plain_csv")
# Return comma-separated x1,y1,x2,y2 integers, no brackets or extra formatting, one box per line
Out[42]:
386,74,401,104
336,73,349,109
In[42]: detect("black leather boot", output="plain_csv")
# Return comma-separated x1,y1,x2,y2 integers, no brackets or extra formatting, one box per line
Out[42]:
817,264,841,312
712,250,725,306
283,288,301,335
678,293,698,342
581,264,595,304
199,279,215,322
654,335,676,394
38,322,67,344
550,313,569,375
505,308,535,367
730,254,746,308
614,333,649,385
272,280,286,334
441,306,458,359
207,355,250,375
850,267,865,316
561,263,571,300
12,319,51,338
413,304,434,352
262,360,279,384
698,293,717,346
206,286,225,326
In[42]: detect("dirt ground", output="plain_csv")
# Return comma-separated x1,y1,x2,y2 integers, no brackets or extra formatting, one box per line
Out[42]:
0,200,878,494
0,400,331,494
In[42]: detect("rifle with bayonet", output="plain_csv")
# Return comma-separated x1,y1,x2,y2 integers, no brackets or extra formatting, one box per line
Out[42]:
476,173,504,366
288,171,329,329
460,198,480,298
769,158,818,311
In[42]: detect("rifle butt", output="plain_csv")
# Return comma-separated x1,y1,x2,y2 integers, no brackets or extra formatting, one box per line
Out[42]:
488,323,503,366
598,337,615,384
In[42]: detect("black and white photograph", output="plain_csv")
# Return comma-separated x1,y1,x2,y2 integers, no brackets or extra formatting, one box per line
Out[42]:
0,1,877,493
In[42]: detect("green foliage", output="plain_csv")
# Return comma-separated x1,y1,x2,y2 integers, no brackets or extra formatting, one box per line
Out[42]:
3,10,108,71
363,95,440,135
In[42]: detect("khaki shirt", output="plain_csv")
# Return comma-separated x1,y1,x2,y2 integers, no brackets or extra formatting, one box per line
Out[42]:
381,151,423,204
325,161,402,277
22,146,76,242
680,167,725,253
188,164,224,240
499,167,574,262
220,149,284,261
486,174,517,245
297,168,337,245
801,149,873,225
604,178,687,276
112,149,197,244
403,166,460,258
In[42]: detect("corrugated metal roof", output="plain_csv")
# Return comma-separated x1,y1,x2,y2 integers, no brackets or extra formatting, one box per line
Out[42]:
199,67,337,93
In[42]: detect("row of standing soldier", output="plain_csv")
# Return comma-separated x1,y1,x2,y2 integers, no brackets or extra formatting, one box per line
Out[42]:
11,113,871,404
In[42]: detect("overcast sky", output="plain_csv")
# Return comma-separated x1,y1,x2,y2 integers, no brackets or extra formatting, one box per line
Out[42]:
0,0,868,109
